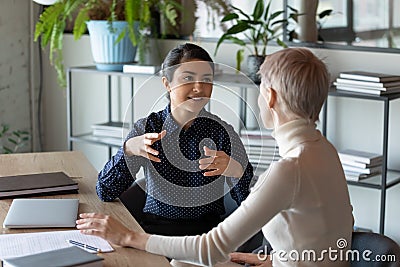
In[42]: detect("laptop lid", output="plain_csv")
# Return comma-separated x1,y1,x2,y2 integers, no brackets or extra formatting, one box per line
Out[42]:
3,199,79,228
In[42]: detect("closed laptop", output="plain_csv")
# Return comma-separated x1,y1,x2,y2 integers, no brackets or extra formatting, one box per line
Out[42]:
3,199,79,228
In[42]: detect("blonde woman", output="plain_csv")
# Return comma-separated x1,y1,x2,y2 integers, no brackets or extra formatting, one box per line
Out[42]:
77,48,353,267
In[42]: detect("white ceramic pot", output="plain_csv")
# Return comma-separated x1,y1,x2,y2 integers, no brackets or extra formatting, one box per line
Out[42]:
87,21,138,71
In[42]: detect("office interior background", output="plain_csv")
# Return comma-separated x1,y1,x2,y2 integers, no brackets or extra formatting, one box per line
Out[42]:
1,0,399,244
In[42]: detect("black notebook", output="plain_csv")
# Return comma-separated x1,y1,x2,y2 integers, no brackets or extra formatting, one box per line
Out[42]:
0,172,79,199
2,246,103,267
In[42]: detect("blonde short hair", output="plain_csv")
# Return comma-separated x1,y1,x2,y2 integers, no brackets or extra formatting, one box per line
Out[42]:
259,48,329,122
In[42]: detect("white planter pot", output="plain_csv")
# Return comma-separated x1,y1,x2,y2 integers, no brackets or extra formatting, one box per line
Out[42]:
87,21,138,71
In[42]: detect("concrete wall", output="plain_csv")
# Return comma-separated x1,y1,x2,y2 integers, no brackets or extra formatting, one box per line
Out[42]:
0,0,32,153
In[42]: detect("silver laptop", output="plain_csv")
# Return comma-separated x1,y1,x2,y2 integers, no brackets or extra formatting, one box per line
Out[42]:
3,198,79,228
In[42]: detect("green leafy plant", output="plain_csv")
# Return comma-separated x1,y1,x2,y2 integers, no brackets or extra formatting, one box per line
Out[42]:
34,0,180,88
316,9,335,41
159,0,231,38
317,9,334,30
214,0,299,71
0,124,30,154
198,0,232,31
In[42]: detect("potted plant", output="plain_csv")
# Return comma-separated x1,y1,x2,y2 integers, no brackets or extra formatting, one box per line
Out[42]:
160,0,231,38
34,0,180,87
214,0,299,83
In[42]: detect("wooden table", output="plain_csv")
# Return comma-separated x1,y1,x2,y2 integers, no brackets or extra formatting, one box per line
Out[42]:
0,151,170,267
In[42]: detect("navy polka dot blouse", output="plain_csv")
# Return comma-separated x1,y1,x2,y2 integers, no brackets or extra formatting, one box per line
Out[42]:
96,105,254,220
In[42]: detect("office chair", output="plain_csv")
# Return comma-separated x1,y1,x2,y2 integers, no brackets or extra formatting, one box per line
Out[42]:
350,231,400,267
119,178,147,225
119,177,263,252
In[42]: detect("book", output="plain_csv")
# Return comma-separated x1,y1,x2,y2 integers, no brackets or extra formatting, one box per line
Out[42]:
91,121,129,130
91,121,129,138
2,246,103,267
339,71,400,83
344,171,380,182
3,198,79,228
244,143,278,151
335,86,400,96
338,149,382,165
334,81,400,92
342,164,382,175
91,136,124,147
339,158,381,169
0,172,78,198
240,128,273,136
335,78,400,88
334,83,400,95
122,64,161,74
245,149,278,157
240,137,277,147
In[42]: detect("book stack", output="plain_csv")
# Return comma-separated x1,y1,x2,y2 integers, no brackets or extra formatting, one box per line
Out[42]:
91,121,129,139
334,71,400,95
240,129,280,175
338,149,383,181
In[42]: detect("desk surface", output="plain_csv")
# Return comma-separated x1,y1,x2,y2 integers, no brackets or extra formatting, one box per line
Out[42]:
0,151,170,267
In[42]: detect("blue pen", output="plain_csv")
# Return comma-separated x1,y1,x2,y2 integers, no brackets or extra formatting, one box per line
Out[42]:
67,239,102,253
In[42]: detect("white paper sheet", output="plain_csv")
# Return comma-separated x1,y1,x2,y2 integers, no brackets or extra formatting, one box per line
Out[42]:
0,230,114,259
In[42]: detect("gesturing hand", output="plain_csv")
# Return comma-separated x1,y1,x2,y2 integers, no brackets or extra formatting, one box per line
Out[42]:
230,252,272,267
199,146,244,178
124,130,166,162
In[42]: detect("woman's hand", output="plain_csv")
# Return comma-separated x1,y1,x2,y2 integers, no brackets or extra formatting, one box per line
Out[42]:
76,213,149,250
199,146,244,178
229,252,272,267
124,130,166,162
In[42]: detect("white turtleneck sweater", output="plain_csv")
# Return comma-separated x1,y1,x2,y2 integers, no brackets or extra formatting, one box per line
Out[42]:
146,119,354,267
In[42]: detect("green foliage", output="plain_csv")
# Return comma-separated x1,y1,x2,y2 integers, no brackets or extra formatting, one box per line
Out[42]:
199,0,232,31
34,0,180,88
214,0,299,71
287,8,334,42
0,124,30,154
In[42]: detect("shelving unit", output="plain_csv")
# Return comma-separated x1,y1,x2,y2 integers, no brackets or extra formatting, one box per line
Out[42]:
66,66,138,159
322,88,400,234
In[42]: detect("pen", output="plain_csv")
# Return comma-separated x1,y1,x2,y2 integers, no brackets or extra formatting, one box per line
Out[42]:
67,239,102,253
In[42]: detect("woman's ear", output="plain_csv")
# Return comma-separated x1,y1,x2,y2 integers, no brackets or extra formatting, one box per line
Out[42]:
267,87,277,109
162,77,171,92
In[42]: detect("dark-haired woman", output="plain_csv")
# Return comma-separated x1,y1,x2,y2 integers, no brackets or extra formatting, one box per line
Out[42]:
95,43,254,237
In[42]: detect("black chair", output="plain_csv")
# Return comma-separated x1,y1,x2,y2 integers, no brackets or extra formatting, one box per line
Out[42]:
119,177,244,225
119,178,147,225
350,231,400,267
119,178,263,252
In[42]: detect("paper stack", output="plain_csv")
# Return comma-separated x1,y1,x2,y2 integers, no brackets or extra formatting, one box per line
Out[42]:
240,129,280,175
338,149,383,181
334,71,400,95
